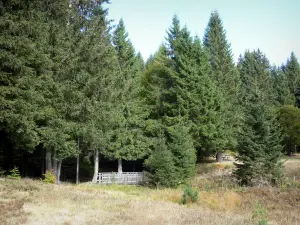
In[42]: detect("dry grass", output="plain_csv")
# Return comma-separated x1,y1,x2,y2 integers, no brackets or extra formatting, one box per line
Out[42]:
0,179,252,225
0,178,41,225
284,159,300,180
0,158,299,225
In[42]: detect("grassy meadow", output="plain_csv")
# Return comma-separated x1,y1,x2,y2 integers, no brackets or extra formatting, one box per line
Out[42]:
1,156,300,225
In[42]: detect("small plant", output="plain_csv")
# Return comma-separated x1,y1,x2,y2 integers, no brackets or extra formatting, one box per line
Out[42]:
181,185,198,204
7,166,21,179
43,169,56,184
252,201,268,225
0,167,6,177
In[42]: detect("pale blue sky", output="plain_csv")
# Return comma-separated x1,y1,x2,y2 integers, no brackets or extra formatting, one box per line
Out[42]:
106,0,300,66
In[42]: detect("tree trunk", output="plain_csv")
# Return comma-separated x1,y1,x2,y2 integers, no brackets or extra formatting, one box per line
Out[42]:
118,159,123,173
41,148,45,176
76,138,80,185
45,149,52,171
216,152,223,162
288,140,292,156
92,150,99,183
76,154,79,184
53,149,58,178
57,160,62,184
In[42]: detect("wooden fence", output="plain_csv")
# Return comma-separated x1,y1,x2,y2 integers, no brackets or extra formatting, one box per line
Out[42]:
97,172,146,184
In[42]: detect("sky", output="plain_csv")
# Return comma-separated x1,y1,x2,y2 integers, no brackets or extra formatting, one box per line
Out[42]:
106,0,300,66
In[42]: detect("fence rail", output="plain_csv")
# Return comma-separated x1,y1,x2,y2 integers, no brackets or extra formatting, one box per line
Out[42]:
97,172,146,184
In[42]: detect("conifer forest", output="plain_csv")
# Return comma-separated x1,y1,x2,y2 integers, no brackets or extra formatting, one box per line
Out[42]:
1,0,300,189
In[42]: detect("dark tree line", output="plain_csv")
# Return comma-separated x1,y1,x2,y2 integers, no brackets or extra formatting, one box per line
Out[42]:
0,2,299,187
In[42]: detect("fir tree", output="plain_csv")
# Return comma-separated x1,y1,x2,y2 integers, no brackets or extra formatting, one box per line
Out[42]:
203,11,241,157
166,17,228,158
270,66,295,106
142,16,227,186
235,50,283,186
283,52,300,107
277,105,300,155
108,19,151,172
144,134,179,187
0,0,51,151
63,0,120,182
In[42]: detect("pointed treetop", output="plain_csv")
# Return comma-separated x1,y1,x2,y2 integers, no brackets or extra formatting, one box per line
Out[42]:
166,15,182,54
203,10,234,70
112,18,135,68
284,52,300,94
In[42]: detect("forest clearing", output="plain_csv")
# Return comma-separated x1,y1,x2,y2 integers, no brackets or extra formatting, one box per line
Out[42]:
1,156,299,225
1,1,300,224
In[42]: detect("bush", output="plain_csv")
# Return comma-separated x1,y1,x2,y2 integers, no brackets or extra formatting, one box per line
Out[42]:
181,185,198,204
144,136,181,188
43,169,56,184
0,167,6,177
145,126,196,188
252,202,268,225
7,166,21,180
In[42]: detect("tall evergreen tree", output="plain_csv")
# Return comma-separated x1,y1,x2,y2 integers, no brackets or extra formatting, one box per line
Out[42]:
277,105,300,155
203,11,241,158
0,0,51,153
107,19,151,173
143,16,229,186
60,0,120,182
270,66,295,106
283,52,300,107
235,50,283,186
166,17,228,158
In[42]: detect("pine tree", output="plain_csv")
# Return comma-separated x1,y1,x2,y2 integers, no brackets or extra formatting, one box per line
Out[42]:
58,0,120,182
203,11,241,157
238,50,275,106
168,123,196,180
0,0,51,151
166,16,228,157
283,52,300,107
270,66,295,106
144,134,179,187
142,16,228,186
235,50,283,186
277,105,300,155
107,19,151,173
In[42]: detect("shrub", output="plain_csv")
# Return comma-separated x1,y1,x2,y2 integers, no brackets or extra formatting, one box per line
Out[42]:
43,169,56,184
0,167,6,177
181,185,198,204
144,137,181,188
7,166,21,180
252,202,268,225
145,127,196,188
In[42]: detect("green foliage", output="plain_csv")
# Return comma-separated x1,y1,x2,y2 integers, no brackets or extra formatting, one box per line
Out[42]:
0,0,51,151
168,124,196,180
0,2,298,191
252,202,269,225
203,10,241,150
107,19,151,163
7,166,21,180
145,135,180,188
181,185,198,204
270,67,295,106
0,168,5,177
235,50,284,186
43,170,56,184
283,52,300,97
277,105,300,154
144,124,196,187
